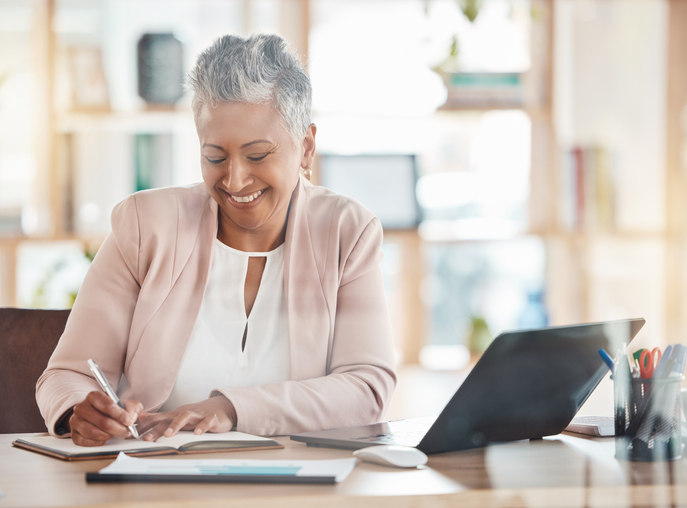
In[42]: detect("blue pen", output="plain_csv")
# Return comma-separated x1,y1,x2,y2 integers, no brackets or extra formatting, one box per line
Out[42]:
653,345,673,378
671,344,687,376
660,344,687,378
598,348,615,374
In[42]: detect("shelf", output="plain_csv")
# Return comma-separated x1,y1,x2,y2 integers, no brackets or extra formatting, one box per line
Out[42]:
56,109,194,134
439,98,525,111
418,220,669,244
0,235,104,248
532,230,669,241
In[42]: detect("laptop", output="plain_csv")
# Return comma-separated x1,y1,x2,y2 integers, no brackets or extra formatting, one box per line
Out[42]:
291,318,645,455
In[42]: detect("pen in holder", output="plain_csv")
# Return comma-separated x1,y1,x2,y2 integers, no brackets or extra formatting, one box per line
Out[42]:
613,369,683,461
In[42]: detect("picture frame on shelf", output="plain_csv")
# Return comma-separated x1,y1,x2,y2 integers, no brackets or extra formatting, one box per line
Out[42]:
66,46,110,112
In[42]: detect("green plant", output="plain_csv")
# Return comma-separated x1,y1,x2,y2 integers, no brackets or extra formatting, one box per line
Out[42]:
467,315,492,354
459,0,482,23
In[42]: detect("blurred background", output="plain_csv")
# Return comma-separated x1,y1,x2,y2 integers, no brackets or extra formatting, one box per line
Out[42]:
0,0,685,402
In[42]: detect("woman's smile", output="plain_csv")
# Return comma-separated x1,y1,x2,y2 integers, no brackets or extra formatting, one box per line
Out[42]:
230,189,264,203
222,188,266,206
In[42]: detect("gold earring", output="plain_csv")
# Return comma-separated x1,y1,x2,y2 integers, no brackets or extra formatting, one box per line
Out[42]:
303,168,312,180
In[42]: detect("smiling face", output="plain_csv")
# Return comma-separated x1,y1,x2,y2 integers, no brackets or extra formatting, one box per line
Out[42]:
196,101,316,251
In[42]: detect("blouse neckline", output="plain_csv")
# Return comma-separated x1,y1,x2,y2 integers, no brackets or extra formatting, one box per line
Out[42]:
213,238,285,257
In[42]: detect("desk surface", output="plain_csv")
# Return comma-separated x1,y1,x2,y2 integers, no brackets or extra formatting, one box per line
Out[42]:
1,432,686,508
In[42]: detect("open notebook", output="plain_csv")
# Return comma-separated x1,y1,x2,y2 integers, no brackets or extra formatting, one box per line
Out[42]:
13,431,282,461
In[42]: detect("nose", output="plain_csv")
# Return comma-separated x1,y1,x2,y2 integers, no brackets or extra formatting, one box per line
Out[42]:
222,158,253,191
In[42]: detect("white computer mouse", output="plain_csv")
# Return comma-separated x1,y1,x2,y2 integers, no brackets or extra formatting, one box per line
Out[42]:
353,445,428,468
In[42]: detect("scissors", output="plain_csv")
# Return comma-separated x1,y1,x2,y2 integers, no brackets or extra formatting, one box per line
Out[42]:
638,347,662,378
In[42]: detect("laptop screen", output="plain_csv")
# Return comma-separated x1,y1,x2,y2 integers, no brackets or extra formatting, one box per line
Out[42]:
291,318,645,455
417,318,645,454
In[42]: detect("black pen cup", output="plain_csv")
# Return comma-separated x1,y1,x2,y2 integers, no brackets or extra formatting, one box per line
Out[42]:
613,374,683,461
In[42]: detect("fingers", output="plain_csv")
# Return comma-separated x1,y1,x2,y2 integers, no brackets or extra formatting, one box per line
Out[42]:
136,412,179,442
138,413,196,442
192,413,219,435
69,392,143,446
78,392,130,436
91,393,142,434
139,421,170,442
122,400,143,429
87,391,128,423
137,411,173,441
134,397,237,442
140,409,214,440
199,395,236,433
163,410,200,437
70,413,112,446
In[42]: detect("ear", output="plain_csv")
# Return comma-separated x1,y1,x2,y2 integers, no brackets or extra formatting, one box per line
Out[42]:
300,123,317,170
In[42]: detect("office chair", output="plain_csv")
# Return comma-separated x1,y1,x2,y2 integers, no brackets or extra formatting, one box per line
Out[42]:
0,308,70,433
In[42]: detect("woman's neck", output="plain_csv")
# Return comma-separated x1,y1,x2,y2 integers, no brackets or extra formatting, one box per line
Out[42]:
216,219,286,253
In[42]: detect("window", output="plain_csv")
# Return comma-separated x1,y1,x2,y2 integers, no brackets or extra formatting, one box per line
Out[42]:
309,0,540,366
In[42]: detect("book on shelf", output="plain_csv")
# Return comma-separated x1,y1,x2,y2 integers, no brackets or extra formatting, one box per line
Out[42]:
440,71,524,109
561,144,616,232
12,431,283,461
134,133,174,191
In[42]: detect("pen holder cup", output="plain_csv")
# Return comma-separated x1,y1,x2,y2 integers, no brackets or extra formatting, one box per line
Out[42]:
613,375,683,461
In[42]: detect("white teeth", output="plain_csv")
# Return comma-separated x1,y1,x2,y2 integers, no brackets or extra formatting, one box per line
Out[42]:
231,190,263,203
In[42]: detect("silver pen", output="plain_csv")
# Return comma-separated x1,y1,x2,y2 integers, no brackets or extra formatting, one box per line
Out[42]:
87,358,139,439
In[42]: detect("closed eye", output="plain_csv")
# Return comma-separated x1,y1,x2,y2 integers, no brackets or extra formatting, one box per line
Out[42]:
247,153,270,162
204,156,225,164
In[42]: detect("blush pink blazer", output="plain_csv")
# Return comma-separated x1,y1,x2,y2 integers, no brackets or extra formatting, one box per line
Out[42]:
36,176,397,436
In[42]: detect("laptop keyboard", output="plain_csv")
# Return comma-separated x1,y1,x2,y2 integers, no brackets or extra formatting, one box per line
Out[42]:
353,419,433,446
353,433,417,446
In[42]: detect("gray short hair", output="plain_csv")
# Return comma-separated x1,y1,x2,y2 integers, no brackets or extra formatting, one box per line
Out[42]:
188,34,312,139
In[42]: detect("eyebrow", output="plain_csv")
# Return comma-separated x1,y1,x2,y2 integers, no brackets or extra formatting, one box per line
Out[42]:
241,139,273,149
201,143,224,151
201,140,273,151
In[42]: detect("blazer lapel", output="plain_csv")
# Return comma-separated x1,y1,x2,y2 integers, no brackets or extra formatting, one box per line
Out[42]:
284,177,331,380
124,189,218,409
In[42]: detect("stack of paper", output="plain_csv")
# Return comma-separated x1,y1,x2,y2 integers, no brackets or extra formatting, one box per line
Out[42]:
87,452,357,484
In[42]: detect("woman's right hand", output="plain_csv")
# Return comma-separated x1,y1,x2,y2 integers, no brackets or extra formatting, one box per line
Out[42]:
68,391,143,446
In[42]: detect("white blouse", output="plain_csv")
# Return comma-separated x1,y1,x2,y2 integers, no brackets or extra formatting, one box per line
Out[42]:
161,239,289,411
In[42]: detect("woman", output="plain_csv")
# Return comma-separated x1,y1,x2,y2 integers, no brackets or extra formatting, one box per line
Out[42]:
36,34,396,446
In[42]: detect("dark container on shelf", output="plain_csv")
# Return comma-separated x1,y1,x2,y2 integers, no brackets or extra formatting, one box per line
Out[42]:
137,33,184,105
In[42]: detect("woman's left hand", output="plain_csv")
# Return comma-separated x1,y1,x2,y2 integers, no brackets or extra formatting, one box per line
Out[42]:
138,395,237,441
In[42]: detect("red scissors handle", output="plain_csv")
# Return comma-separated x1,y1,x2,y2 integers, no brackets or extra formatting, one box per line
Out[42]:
639,347,662,378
